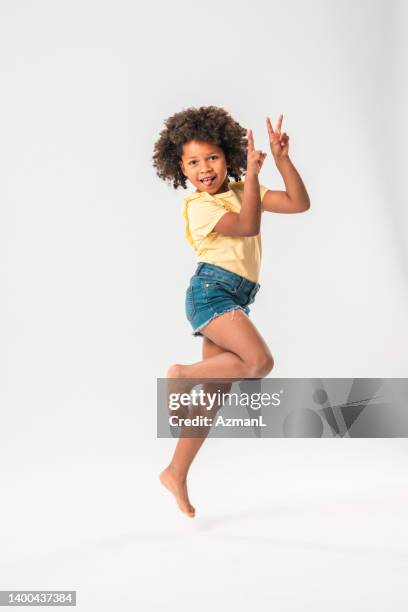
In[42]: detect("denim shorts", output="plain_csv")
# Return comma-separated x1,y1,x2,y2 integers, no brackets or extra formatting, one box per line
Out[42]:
185,263,261,337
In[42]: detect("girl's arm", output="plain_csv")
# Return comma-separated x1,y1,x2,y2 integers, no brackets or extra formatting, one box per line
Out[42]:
261,114,310,214
262,157,310,214
213,129,267,237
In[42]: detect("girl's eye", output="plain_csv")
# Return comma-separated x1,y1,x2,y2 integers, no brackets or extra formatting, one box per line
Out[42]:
189,155,218,166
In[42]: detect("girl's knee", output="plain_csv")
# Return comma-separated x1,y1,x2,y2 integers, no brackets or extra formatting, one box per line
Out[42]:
247,353,274,378
166,363,183,378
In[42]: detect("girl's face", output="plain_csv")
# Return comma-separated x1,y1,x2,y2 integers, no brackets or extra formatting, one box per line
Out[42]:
179,141,230,194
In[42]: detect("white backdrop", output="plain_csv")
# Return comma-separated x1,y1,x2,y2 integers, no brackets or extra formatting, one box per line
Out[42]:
1,1,408,610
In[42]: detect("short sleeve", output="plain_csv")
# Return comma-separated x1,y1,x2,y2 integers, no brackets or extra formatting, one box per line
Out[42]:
187,198,229,246
231,180,269,202
259,184,269,202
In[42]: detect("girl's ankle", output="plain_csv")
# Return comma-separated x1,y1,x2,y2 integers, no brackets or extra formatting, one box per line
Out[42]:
168,463,188,481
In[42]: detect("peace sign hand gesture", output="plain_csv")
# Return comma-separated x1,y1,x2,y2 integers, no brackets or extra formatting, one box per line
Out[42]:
266,114,290,161
246,129,267,177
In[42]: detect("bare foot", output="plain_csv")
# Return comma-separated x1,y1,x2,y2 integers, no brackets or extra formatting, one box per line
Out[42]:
159,465,196,518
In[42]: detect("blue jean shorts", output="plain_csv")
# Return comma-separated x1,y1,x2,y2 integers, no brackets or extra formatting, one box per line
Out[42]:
185,263,261,337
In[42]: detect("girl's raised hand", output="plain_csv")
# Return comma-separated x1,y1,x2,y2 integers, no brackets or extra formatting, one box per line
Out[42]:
246,129,267,176
266,114,290,160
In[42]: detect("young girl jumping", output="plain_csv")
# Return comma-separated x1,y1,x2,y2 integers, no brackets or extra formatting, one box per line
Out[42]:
152,106,310,518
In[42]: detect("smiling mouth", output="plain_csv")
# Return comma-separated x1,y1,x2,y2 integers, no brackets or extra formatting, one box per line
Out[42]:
200,176,216,186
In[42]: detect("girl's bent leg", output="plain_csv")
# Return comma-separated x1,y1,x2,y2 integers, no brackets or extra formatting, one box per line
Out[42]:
174,309,274,380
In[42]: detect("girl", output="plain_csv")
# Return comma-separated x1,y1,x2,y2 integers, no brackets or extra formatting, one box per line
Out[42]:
152,106,310,517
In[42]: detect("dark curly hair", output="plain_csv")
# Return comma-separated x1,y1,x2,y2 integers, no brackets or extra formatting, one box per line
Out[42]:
152,105,247,189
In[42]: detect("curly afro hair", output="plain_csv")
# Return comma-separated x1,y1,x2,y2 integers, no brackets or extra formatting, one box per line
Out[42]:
152,105,248,190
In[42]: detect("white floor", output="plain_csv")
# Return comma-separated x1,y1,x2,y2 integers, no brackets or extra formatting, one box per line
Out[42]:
1,441,408,611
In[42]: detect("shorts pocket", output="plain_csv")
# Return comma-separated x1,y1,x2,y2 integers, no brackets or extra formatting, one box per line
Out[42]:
201,278,237,294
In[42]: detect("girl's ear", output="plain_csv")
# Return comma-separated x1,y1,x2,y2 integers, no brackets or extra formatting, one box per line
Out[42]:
179,160,186,176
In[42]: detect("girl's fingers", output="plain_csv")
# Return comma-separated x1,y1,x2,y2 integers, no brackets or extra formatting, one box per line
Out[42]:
266,114,283,136
247,129,255,152
266,116,274,138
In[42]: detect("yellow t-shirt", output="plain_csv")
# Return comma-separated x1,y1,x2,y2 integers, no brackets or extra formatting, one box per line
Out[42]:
183,180,268,283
